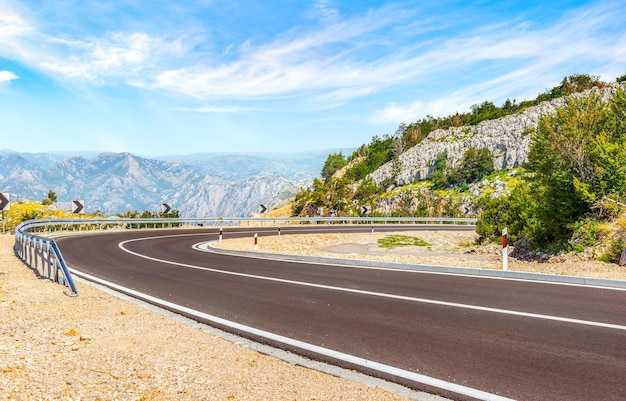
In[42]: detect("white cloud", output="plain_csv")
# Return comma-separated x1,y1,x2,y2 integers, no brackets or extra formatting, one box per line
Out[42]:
0,70,18,83
40,32,184,84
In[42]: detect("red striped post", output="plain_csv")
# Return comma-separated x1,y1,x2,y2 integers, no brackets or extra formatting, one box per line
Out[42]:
502,227,508,271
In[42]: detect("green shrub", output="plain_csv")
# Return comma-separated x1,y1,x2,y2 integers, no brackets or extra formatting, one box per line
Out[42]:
600,236,625,263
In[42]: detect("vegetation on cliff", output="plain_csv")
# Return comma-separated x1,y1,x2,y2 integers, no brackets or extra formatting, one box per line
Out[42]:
477,86,626,261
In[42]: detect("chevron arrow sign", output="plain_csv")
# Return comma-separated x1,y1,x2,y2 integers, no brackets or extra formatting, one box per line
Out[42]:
0,192,9,211
72,200,84,214
161,203,171,214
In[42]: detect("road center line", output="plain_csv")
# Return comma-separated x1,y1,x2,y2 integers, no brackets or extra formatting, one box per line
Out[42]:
118,237,626,332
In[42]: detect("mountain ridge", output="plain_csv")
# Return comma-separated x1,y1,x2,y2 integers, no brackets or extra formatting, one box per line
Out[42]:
0,150,347,217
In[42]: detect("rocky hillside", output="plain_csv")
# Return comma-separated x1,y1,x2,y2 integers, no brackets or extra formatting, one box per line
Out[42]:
369,83,624,188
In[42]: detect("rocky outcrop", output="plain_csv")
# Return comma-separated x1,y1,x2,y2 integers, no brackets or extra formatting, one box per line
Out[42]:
369,83,625,187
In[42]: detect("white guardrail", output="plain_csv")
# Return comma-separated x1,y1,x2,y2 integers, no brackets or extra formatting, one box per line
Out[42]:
14,216,477,296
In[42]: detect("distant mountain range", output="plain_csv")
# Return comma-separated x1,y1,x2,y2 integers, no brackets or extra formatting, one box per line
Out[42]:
0,149,348,217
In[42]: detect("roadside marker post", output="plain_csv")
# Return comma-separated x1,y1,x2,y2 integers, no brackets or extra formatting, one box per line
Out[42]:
278,227,281,236
502,227,508,271
219,227,223,242
254,233,258,251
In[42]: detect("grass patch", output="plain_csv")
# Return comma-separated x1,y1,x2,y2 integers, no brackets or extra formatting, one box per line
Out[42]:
378,235,430,249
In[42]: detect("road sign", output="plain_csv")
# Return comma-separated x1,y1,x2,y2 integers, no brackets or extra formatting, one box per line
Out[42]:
72,200,84,214
161,203,171,214
259,204,267,213
361,205,371,215
0,192,9,211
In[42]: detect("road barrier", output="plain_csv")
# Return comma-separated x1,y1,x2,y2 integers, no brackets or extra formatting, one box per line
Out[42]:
14,216,477,296
14,225,79,296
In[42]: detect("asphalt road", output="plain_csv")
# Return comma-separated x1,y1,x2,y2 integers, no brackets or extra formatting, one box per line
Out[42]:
56,226,626,401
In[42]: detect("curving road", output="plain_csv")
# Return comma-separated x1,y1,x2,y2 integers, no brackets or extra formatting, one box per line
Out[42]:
56,226,626,401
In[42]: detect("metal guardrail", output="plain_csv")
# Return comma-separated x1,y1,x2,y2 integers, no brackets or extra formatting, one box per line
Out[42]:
14,216,477,296
14,227,79,297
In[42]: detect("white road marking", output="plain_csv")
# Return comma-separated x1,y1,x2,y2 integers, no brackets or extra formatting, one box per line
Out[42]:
117,234,626,332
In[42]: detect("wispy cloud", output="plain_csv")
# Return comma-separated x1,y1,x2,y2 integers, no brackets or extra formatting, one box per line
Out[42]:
152,3,411,100
1,0,624,111
0,1,189,85
40,33,177,83
371,1,626,123
0,9,32,40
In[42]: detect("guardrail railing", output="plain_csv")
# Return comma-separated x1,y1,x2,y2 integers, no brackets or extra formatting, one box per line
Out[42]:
14,216,477,296
14,226,79,297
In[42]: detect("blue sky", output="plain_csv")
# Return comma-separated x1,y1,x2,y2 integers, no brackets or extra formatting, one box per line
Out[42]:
0,0,624,156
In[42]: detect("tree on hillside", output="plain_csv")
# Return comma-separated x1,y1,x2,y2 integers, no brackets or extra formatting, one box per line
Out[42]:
527,90,626,246
591,87,626,214
536,74,603,102
476,181,538,243
321,152,348,181
468,101,507,125
41,190,57,206
345,135,394,182
430,152,451,189
459,148,495,184
392,123,407,180
431,148,495,189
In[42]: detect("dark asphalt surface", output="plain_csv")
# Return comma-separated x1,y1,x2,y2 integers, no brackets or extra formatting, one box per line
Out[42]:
56,226,626,401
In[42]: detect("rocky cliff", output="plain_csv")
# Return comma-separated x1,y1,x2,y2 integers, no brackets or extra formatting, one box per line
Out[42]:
369,83,624,188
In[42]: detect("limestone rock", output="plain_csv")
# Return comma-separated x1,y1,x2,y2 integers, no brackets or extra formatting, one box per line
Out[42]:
369,83,625,187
